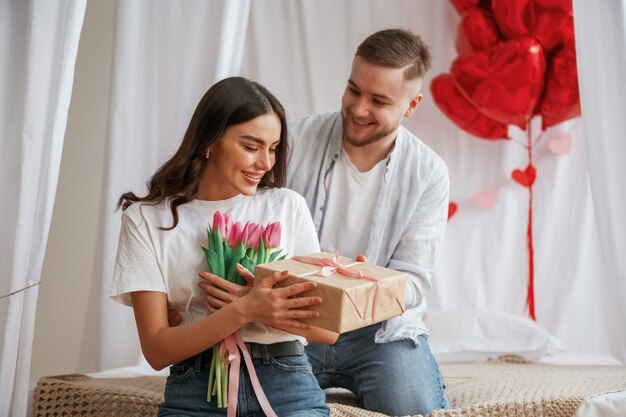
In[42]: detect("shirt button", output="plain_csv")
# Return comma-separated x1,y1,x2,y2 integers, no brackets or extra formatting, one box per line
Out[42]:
334,154,339,159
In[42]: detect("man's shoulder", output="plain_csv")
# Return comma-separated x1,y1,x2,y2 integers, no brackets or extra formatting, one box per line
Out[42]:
287,112,341,166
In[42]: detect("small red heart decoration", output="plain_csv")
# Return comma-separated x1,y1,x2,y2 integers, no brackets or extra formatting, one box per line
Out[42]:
473,188,498,208
430,74,508,140
451,37,547,129
448,202,459,220
548,133,572,154
491,0,574,53
512,164,537,187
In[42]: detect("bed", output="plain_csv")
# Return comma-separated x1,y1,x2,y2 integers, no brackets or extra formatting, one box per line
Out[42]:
327,355,626,417
32,311,626,416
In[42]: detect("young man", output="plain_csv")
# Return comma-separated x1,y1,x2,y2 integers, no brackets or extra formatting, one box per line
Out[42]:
285,29,450,416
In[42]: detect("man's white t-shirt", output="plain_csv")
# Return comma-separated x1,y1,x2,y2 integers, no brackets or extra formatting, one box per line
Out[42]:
110,187,320,345
320,148,387,259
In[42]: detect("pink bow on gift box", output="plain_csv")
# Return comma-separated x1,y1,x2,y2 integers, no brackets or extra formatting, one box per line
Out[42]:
292,252,384,323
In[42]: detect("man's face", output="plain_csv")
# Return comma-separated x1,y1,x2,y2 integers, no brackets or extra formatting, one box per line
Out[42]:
341,56,422,148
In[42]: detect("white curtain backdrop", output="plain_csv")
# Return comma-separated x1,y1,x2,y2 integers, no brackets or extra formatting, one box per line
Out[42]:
0,0,86,415
95,0,626,371
573,0,626,358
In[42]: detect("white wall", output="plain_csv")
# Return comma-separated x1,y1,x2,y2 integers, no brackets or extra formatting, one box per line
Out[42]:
30,0,115,384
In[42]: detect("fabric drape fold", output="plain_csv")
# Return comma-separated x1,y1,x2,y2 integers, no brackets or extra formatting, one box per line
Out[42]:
573,0,626,357
0,1,86,415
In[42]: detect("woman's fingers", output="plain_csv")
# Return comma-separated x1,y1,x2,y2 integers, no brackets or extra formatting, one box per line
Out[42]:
204,301,216,313
278,281,317,298
285,295,322,309
236,263,256,285
258,270,291,288
286,308,320,319
198,281,235,303
241,271,326,326
205,293,227,309
274,319,313,330
199,272,241,293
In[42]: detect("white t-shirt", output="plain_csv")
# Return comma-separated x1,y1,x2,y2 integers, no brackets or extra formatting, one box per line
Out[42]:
110,187,320,345
320,149,387,259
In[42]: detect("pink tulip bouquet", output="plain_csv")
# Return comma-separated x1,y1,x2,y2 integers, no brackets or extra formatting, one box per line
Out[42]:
201,211,287,407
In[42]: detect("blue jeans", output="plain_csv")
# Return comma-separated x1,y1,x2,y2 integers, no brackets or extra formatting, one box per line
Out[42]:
158,348,329,416
306,324,449,416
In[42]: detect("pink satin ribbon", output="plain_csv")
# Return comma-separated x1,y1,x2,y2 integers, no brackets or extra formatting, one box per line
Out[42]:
219,332,278,417
291,252,383,323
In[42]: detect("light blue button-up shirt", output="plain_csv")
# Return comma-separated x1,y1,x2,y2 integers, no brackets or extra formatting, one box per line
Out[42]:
287,112,449,344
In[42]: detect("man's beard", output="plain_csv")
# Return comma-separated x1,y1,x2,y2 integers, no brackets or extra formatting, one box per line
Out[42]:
341,114,395,147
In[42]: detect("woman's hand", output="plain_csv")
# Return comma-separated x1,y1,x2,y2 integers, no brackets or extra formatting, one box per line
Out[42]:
197,264,254,312
239,270,322,330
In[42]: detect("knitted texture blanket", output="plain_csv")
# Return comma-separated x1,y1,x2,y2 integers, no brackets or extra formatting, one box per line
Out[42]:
33,357,626,417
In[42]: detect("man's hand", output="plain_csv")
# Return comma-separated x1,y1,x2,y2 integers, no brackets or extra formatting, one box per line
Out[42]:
167,307,182,327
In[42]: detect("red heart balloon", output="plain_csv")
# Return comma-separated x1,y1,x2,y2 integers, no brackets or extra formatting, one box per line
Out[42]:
431,74,509,140
539,43,581,129
512,164,537,187
451,37,547,129
491,0,574,52
448,202,458,220
456,8,502,56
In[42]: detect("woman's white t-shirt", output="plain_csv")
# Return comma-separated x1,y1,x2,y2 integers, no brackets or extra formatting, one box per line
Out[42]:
110,187,320,345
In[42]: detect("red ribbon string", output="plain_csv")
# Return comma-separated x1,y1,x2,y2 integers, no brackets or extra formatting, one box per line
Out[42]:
527,176,536,321
526,124,536,321
292,253,383,323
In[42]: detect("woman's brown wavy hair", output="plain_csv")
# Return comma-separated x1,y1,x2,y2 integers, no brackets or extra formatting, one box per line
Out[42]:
117,77,288,230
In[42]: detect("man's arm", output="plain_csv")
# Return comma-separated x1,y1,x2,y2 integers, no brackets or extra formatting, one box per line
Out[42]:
387,163,450,309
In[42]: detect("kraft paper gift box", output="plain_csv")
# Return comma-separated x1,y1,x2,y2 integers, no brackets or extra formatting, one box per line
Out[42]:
254,252,407,333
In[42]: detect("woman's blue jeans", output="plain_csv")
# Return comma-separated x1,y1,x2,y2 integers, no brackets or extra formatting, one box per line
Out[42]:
158,346,329,416
306,324,449,416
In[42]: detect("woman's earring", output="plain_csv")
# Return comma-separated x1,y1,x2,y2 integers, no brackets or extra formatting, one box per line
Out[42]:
205,150,211,159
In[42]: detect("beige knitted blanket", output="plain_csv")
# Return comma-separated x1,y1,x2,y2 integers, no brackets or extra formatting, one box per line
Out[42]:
34,358,626,417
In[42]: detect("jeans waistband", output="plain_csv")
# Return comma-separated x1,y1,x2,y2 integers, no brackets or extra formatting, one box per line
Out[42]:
179,340,305,369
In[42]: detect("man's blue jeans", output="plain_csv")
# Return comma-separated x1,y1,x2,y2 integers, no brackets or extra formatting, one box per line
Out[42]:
306,324,449,416
158,347,329,416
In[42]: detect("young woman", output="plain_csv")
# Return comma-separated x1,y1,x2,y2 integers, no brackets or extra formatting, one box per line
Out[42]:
110,77,336,416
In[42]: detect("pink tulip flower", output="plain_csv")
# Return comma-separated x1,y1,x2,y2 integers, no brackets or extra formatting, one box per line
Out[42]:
244,222,264,248
212,211,232,238
228,221,246,247
262,221,282,248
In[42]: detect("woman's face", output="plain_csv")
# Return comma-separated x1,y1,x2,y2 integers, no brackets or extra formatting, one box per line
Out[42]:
200,112,281,200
